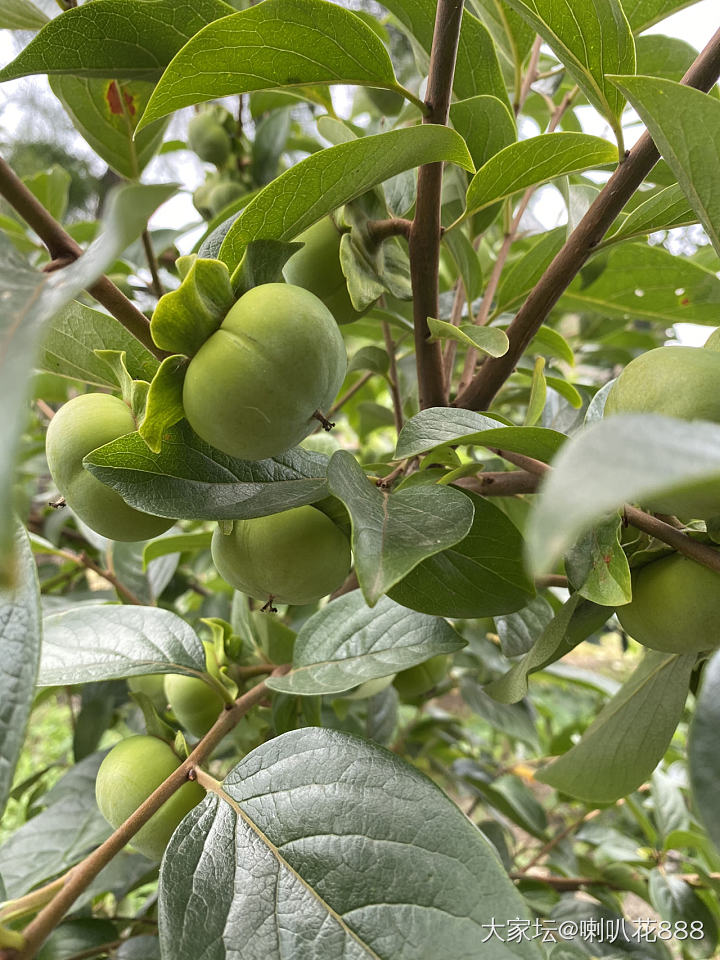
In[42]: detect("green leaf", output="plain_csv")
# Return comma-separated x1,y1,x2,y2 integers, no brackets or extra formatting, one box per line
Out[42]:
427,317,509,358
464,133,618,218
522,356,547,427
648,870,718,958
39,300,159,387
536,651,694,803
607,183,697,244
39,604,206,686
381,0,510,105
37,920,121,960
327,450,475,606
610,76,720,259
564,514,632,607
636,33,710,86
0,524,41,819
233,239,303,295
526,414,720,575
449,95,517,169
267,591,463,697
460,679,539,747
0,0,48,30
495,227,565,319
219,126,474,271
690,650,720,854
142,531,213,569
486,595,612,703
50,76,168,180
0,183,174,579
150,257,234,356
388,491,535,618
116,936,160,960
458,760,548,838
503,0,636,138
526,325,575,366
23,166,71,222
395,407,567,462
621,0,705,32
561,243,720,325
347,346,390,376
84,422,330,521
158,728,543,960
138,356,188,454
138,0,398,129
0,0,234,82
495,595,555,658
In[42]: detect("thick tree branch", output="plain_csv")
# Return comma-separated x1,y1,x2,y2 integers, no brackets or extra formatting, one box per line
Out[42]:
0,155,164,359
5,670,287,960
454,25,720,411
408,0,465,409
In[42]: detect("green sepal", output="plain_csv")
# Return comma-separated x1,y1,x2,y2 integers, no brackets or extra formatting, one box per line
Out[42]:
130,689,176,743
340,201,412,309
173,729,191,760
139,354,189,453
151,256,235,356
201,619,240,700
93,349,150,420
232,239,303,295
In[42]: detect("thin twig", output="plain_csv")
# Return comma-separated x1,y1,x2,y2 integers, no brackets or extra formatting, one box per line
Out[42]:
408,0,465,409
454,26,720,411
441,280,467,392
624,506,720,574
515,35,543,115
453,471,539,497
141,230,164,299
329,371,374,414
366,218,412,243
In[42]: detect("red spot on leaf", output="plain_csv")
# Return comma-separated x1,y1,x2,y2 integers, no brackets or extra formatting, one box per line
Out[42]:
681,298,690,306
106,81,136,117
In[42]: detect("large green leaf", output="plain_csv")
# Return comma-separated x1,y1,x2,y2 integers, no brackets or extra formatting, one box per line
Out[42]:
503,0,636,139
607,183,697,245
388,491,535,618
50,76,168,180
621,0,704,32
0,0,234,82
138,0,398,128
449,95,517,170
267,591,464,697
464,133,618,218
611,76,720,259
526,414,720,575
0,524,41,819
0,183,174,580
395,407,567,462
84,422,331,521
380,0,510,106
471,0,536,82
39,300,159,387
689,650,720,854
39,605,206,686
0,0,48,29
218,126,474,271
536,651,695,802
158,728,543,959
327,450,475,606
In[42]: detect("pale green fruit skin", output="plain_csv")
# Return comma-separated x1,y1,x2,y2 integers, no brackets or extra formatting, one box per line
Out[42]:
164,642,225,738
127,675,167,711
188,113,231,165
342,674,395,700
211,505,351,605
283,218,368,325
183,283,346,461
617,553,720,654
95,736,204,861
207,179,245,216
45,394,174,542
393,655,449,700
605,346,720,518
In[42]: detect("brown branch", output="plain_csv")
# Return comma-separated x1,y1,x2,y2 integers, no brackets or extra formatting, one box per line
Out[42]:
454,25,720,411
0,154,164,360
624,506,720,574
453,470,539,496
492,448,550,476
141,230,164,299
515,34,542,115
5,671,288,960
535,574,569,588
366,218,412,243
408,0,465,409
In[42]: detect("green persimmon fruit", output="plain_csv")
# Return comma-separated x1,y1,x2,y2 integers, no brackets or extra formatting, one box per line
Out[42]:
164,642,225,738
342,674,395,700
188,113,231,166
393,655,449,701
366,87,404,116
283,217,367,325
45,393,174,541
605,345,720,518
616,552,720,654
207,179,245,217
211,505,351,605
95,735,205,861
182,283,346,461
127,675,167,712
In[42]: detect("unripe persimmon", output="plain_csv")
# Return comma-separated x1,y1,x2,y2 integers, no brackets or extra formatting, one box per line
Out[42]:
182,283,346,461
45,394,173,542
393,655,449,701
211,505,351,605
95,736,204,861
164,643,226,738
127,675,167,712
188,112,231,166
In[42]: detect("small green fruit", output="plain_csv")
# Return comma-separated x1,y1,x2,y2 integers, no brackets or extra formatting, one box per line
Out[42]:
211,506,351,605
127,675,167,712
188,113,231,166
95,735,205,861
182,283,346,461
342,674,395,700
605,346,720,518
207,179,245,216
283,217,368,325
164,642,225,738
617,552,720,654
393,655,449,701
45,393,174,541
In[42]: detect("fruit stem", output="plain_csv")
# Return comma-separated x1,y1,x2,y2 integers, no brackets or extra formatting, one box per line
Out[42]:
311,410,335,432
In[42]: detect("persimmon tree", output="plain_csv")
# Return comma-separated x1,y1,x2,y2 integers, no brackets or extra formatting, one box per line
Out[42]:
2,1,720,958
